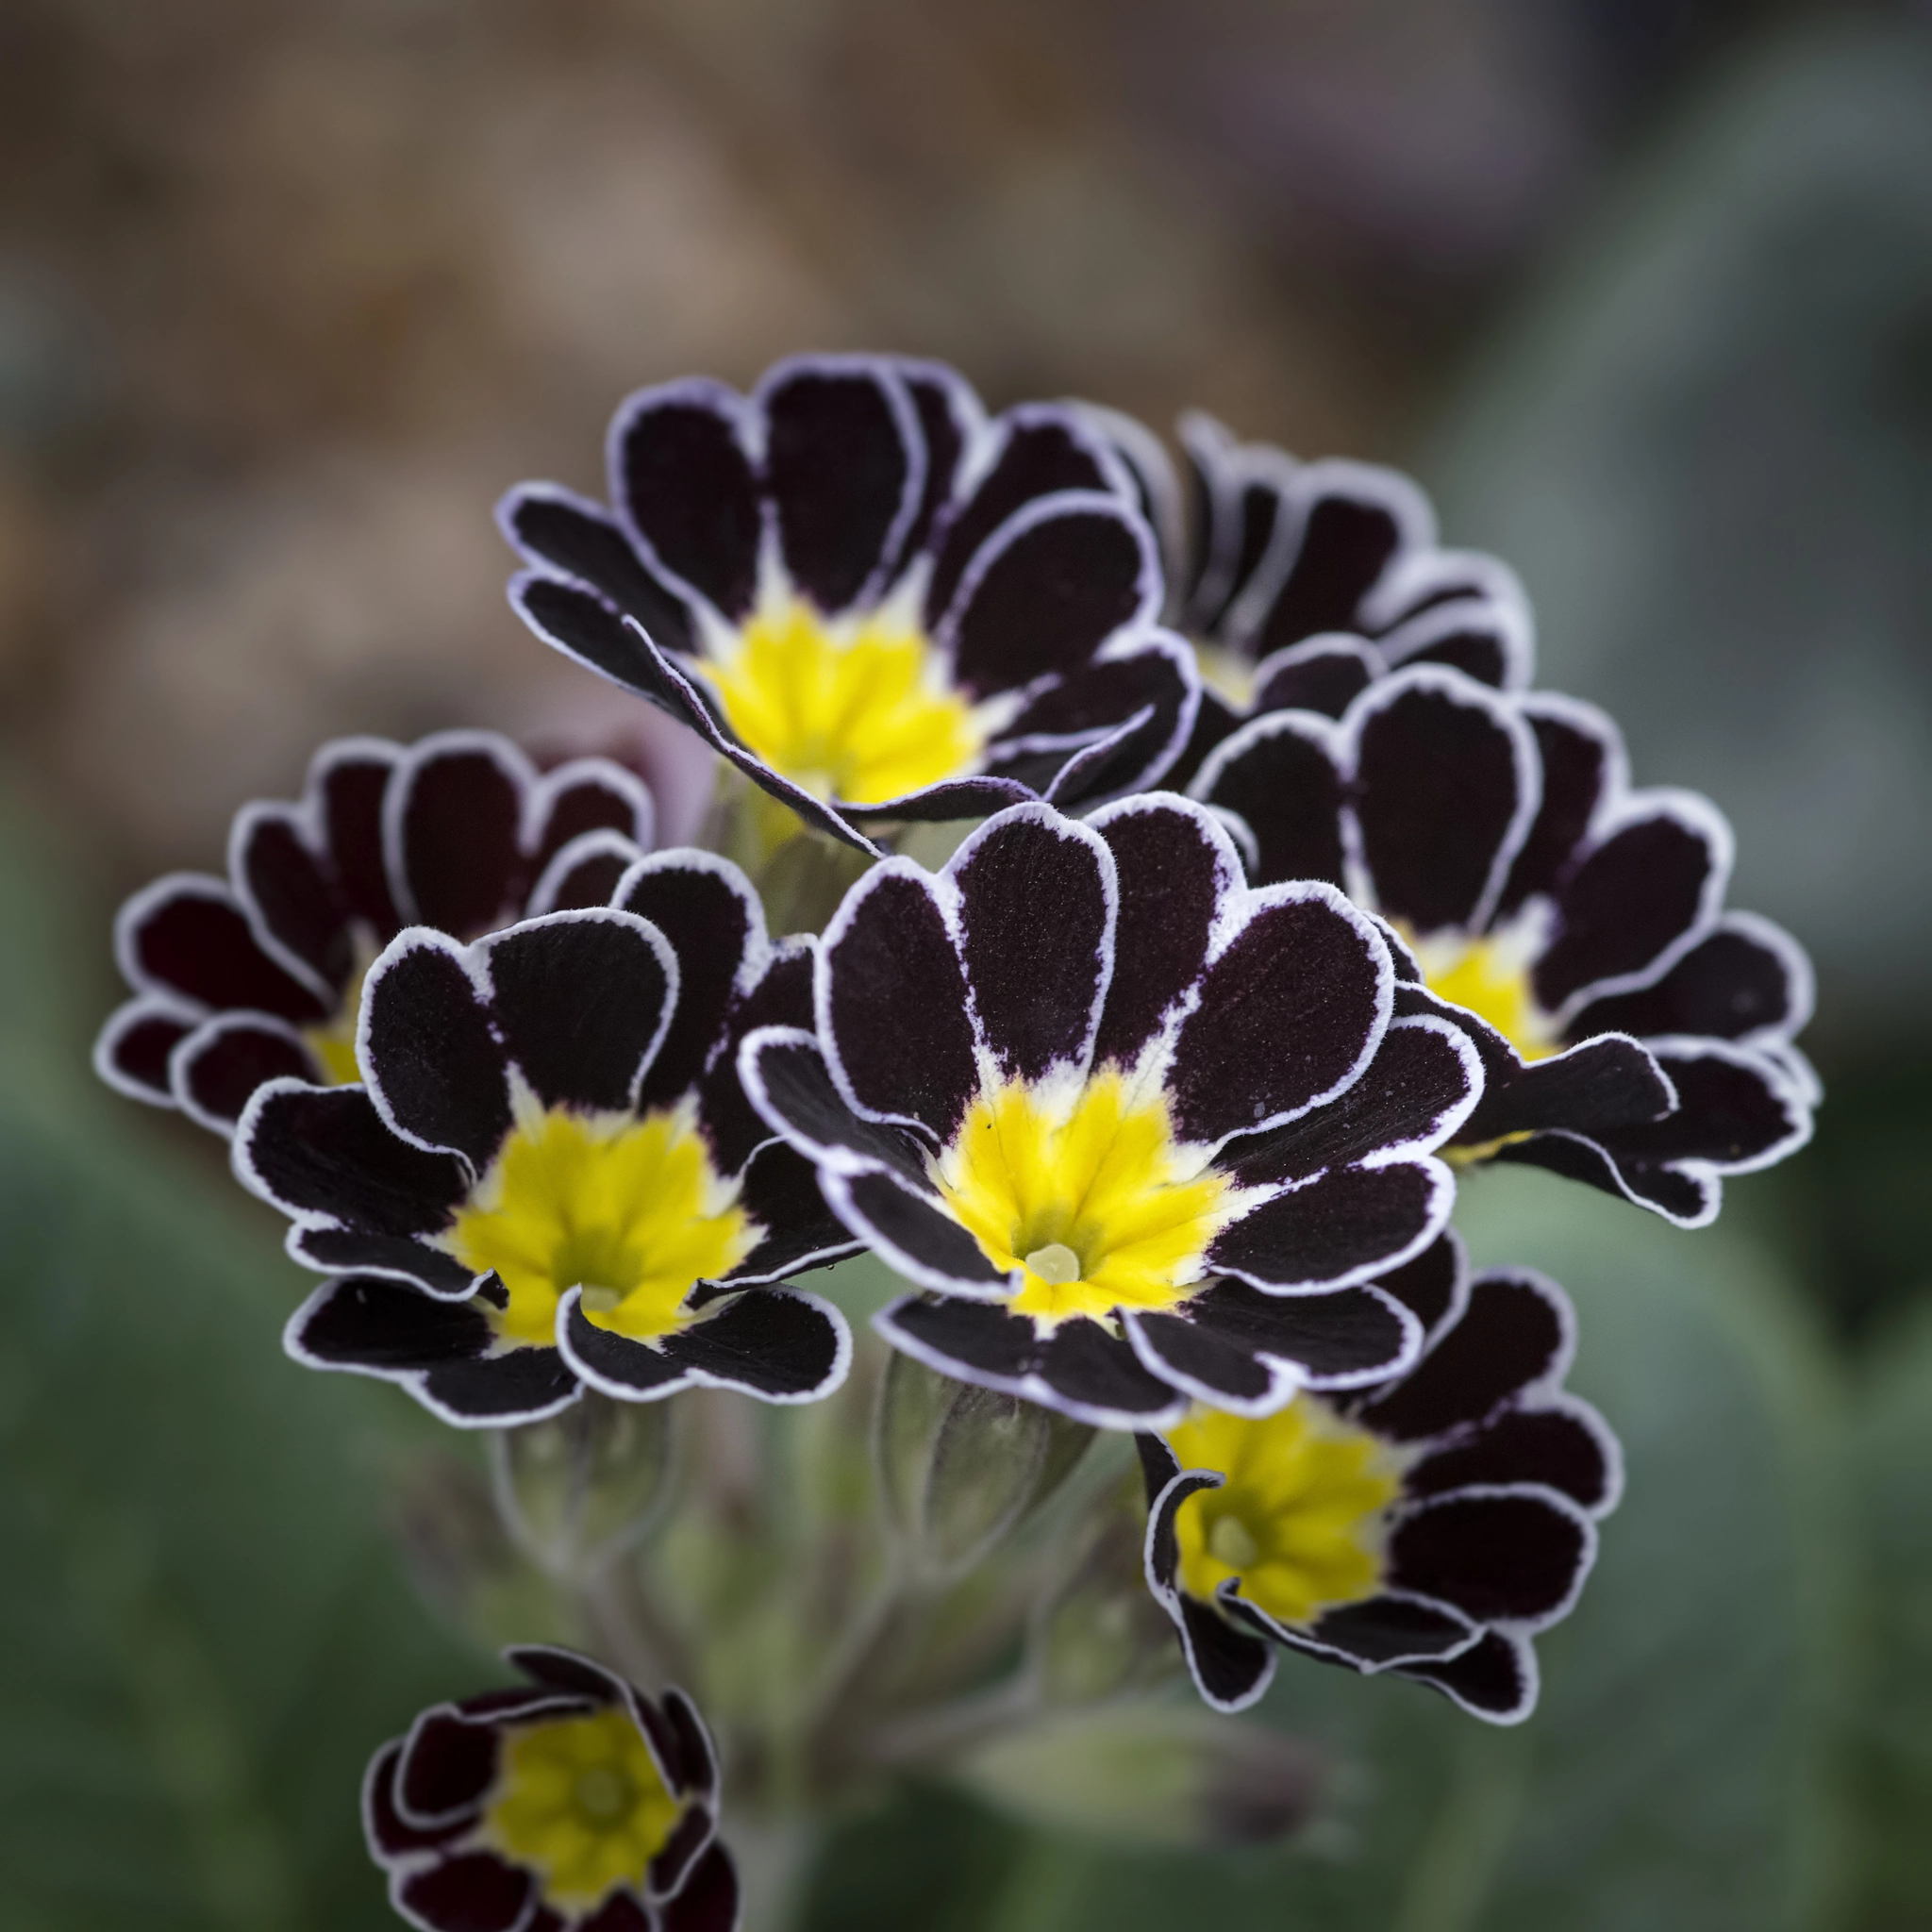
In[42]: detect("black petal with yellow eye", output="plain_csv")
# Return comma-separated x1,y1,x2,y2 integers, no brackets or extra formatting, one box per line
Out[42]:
1140,1231,1620,1724
501,354,1198,854
363,1646,737,1932
1195,665,1816,1227
236,861,858,1429
96,729,656,1135
742,795,1481,1429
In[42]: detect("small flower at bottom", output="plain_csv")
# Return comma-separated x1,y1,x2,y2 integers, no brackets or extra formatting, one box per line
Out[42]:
236,853,858,1425
95,728,656,1134
364,1645,738,1932
1140,1232,1620,1724
741,794,1484,1430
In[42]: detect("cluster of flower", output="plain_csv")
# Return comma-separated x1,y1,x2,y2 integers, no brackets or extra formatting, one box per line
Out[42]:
97,355,1815,1932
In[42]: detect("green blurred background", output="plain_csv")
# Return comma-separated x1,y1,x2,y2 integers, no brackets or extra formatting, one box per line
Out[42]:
2,3,1929,1925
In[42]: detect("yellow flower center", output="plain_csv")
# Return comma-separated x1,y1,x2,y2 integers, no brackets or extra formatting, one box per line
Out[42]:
1167,1398,1402,1628
1405,925,1560,1062
449,1105,759,1348
932,1070,1241,1327
302,952,375,1086
483,1707,684,1912
695,592,987,807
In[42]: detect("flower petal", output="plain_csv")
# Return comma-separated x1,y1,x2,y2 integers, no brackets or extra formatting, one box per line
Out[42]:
1248,636,1380,720
816,862,978,1144
286,1274,495,1373
479,909,675,1115
1398,1628,1540,1724
663,1288,852,1403
658,1842,740,1932
819,1165,1008,1297
236,1083,470,1235
1190,710,1347,892
526,757,655,884
497,483,698,655
940,491,1159,698
1219,1013,1479,1186
393,1852,534,1932
1208,1158,1450,1292
230,800,351,995
953,805,1116,1085
385,731,534,938
360,931,511,1166
93,997,195,1106
924,404,1127,624
288,1226,476,1295
1344,667,1540,936
1407,1399,1623,1516
608,377,762,621
312,737,404,936
1354,1269,1573,1441
1492,693,1623,919
1533,791,1732,1014
1087,792,1243,1073
173,1013,317,1133
1389,1486,1595,1628
1253,458,1434,652
1165,884,1392,1147
1141,1462,1276,1712
1125,1277,1419,1413
363,1742,468,1863
1566,910,1812,1047
1234,1590,1481,1672
757,356,922,613
116,874,328,1023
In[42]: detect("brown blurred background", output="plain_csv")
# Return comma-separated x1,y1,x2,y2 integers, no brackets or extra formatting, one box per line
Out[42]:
2,0,1928,1317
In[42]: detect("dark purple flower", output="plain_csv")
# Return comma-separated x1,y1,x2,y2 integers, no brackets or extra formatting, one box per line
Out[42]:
1141,1232,1619,1724
1083,406,1533,782
236,854,858,1427
364,1645,737,1932
96,729,655,1134
741,794,1483,1430
500,354,1199,854
1193,665,1816,1225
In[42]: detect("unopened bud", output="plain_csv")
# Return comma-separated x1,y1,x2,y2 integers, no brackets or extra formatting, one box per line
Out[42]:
491,1392,674,1580
876,1353,1091,1581
1034,1487,1177,1706
954,1705,1321,1849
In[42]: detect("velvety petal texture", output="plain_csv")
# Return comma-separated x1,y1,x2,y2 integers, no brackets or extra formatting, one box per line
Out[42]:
363,1648,735,1932
503,353,1197,852
96,729,656,1135
1081,405,1534,784
743,796,1482,1428
1195,668,1817,1226
237,860,857,1427
1141,1232,1618,1724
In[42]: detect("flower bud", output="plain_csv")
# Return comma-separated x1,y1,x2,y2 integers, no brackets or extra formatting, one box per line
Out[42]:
876,1353,1091,1581
1032,1495,1178,1707
491,1391,674,1580
955,1704,1320,1848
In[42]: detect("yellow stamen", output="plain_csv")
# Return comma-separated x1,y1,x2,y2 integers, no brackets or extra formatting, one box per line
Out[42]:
1167,1399,1402,1628
449,1105,758,1347
484,1707,683,1912
934,1070,1240,1327
695,592,986,806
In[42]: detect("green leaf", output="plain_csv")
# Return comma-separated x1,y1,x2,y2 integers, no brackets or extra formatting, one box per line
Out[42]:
1842,1301,1932,1926
0,819,476,1929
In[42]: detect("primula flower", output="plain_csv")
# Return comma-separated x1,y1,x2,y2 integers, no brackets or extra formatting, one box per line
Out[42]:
1193,664,1816,1224
741,794,1484,1430
499,353,1198,854
96,729,655,1134
236,854,857,1425
1140,1232,1619,1724
365,1645,736,1932
1083,407,1533,779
